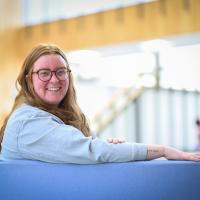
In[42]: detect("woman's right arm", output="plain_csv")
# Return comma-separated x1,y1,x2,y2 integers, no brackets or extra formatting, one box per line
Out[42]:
10,111,147,164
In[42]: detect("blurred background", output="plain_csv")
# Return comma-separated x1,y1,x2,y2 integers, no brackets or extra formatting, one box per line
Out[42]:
0,0,200,151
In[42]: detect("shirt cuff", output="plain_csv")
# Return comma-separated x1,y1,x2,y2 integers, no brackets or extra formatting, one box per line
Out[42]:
131,143,148,161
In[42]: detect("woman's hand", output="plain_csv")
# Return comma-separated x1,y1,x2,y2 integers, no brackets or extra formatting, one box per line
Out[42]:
107,138,125,144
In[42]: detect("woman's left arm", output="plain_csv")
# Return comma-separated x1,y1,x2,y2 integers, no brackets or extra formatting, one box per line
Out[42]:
146,144,200,161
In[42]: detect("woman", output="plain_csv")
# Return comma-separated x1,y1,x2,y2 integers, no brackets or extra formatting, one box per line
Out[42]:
0,44,200,164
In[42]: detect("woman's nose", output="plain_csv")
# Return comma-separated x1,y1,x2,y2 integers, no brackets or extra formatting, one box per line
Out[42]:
50,72,59,82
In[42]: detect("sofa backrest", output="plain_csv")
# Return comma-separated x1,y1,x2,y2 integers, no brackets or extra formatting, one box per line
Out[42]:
0,160,200,200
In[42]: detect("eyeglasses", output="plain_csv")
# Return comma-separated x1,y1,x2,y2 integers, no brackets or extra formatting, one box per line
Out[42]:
32,68,71,82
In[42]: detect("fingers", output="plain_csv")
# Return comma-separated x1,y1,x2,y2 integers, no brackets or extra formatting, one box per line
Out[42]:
183,152,200,162
107,138,125,144
190,153,200,162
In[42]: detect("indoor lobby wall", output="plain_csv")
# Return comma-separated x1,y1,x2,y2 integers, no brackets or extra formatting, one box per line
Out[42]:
0,0,200,126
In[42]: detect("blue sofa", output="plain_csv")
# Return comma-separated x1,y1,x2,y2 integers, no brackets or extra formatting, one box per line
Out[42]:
0,160,200,200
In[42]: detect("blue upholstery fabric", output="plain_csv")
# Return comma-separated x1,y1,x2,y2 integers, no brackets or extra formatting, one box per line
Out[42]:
0,160,200,200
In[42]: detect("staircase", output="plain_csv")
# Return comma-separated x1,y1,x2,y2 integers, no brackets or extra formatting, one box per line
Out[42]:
91,86,144,135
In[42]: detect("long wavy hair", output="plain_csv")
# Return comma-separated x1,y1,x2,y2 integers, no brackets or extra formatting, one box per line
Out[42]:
0,44,91,150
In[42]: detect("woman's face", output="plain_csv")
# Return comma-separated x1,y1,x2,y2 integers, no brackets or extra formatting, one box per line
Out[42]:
31,54,69,106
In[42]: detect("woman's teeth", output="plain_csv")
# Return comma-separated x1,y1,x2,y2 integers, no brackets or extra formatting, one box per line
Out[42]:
47,87,60,91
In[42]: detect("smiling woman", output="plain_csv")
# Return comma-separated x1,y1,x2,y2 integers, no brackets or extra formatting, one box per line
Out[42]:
0,43,91,141
0,43,200,164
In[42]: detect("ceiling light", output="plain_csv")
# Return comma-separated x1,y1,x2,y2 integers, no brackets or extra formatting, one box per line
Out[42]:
140,39,173,52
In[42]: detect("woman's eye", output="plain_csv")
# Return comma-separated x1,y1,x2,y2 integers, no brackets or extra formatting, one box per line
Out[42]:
57,70,66,76
40,71,50,77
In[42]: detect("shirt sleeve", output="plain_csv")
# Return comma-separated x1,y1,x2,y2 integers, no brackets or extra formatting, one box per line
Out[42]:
17,113,147,164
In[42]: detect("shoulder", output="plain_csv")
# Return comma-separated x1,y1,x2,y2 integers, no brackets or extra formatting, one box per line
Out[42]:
10,104,45,121
9,104,63,124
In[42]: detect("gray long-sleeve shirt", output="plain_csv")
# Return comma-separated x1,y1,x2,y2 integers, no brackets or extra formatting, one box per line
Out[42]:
0,104,147,164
